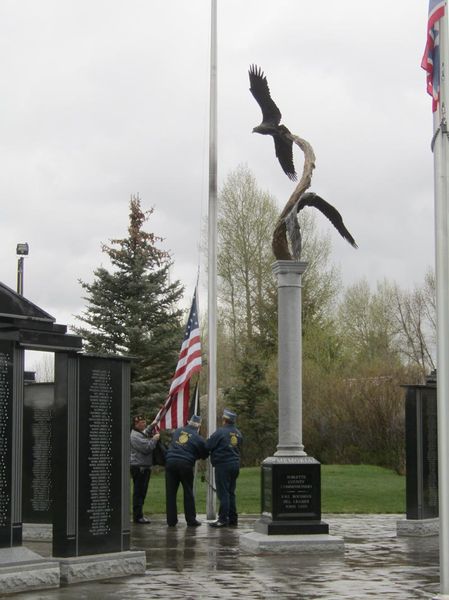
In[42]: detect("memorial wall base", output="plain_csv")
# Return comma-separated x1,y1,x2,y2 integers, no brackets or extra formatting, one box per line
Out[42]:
22,523,53,542
0,547,60,595
57,550,146,585
396,516,439,537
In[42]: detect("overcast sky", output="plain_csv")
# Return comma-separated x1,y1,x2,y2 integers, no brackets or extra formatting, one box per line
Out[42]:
0,1,434,339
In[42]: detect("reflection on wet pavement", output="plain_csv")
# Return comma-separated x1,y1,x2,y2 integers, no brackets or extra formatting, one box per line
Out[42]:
13,514,440,599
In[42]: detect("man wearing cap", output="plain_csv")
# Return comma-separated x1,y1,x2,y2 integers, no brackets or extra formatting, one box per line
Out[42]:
206,408,243,528
165,415,209,527
130,415,160,524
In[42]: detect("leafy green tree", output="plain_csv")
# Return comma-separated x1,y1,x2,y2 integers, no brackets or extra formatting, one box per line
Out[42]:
73,195,184,415
337,279,401,369
217,164,279,359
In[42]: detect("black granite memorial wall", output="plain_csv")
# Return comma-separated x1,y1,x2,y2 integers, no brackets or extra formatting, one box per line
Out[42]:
0,340,24,548
404,375,438,520
0,340,13,548
53,353,131,558
22,382,54,523
0,280,82,555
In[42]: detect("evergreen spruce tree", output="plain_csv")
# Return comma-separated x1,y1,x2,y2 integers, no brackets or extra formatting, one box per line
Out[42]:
73,195,184,415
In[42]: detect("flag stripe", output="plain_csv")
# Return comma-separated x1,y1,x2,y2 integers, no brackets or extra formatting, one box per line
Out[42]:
168,336,201,389
169,353,202,395
174,332,201,362
159,384,190,429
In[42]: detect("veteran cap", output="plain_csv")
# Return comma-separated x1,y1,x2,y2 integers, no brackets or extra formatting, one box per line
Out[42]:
223,408,237,423
189,414,202,426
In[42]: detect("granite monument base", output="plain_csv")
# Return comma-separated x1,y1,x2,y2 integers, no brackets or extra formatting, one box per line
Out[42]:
259,455,329,535
254,516,329,535
396,517,439,537
243,455,344,553
239,531,344,554
57,550,146,585
0,547,60,595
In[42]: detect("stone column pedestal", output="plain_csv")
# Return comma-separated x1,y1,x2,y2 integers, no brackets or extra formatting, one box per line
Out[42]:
272,260,307,456
240,261,343,553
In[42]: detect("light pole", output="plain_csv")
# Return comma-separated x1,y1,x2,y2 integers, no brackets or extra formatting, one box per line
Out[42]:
16,242,29,296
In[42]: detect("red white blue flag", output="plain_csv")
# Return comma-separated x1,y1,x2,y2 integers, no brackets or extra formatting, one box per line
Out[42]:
155,288,202,430
422,0,446,112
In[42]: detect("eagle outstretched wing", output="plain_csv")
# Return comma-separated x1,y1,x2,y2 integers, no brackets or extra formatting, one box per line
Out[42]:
273,135,297,182
249,64,282,126
296,192,358,248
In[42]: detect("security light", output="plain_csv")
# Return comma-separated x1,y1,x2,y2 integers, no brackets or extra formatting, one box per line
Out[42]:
16,243,29,256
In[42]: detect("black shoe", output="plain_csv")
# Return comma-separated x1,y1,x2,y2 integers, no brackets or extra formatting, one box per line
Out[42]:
209,520,228,528
228,521,238,527
167,523,177,528
134,517,151,524
187,520,202,527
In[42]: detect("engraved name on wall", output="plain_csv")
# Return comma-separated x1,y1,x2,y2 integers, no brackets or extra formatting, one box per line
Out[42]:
0,349,11,527
87,368,113,536
31,406,52,512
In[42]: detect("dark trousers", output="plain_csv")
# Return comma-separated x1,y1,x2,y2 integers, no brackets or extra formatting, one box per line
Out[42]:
131,466,151,521
165,460,197,526
215,463,239,524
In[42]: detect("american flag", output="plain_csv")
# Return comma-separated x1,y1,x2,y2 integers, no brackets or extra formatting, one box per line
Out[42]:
155,289,202,430
422,0,446,112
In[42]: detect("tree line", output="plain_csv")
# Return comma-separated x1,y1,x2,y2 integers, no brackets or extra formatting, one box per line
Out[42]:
215,165,434,473
64,170,435,472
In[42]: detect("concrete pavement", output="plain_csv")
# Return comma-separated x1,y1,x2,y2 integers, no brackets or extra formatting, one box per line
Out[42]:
5,514,440,599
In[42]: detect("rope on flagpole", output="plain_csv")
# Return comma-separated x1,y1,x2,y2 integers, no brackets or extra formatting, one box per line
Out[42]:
431,125,442,151
202,474,217,494
431,113,448,151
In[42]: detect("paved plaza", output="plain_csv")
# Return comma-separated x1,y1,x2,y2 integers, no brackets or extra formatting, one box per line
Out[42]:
6,514,441,599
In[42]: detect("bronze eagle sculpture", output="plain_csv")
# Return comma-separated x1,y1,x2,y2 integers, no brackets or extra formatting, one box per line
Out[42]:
249,64,358,259
249,64,297,181
286,192,358,259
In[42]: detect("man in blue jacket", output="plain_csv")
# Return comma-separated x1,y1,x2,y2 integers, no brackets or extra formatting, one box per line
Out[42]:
206,408,243,528
165,414,209,527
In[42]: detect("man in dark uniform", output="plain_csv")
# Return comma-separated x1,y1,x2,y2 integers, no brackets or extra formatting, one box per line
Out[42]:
206,408,243,528
165,414,209,527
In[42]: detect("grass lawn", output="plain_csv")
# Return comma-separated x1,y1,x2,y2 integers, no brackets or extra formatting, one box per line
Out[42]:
142,464,405,516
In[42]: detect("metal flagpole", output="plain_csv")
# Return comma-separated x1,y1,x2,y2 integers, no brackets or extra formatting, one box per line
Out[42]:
193,382,200,496
206,0,217,520
433,2,449,597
